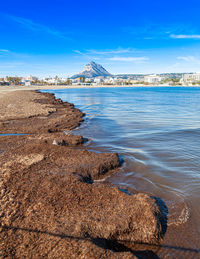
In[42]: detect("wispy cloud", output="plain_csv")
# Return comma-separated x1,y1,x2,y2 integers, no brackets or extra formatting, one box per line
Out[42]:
73,50,100,60
122,24,176,39
73,48,144,63
108,57,149,62
0,48,30,59
0,49,12,57
170,34,200,39
86,48,136,55
73,48,149,63
73,48,137,56
0,61,26,68
73,50,84,55
7,15,69,39
123,23,200,40
177,56,200,64
0,49,10,53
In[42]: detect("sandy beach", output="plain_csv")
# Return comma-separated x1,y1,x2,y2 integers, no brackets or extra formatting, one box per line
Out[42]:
0,89,167,258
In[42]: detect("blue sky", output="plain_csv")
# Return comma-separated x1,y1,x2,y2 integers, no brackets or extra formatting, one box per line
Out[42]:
1,0,200,77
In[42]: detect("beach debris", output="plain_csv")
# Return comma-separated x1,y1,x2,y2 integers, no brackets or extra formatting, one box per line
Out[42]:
63,130,71,135
0,90,166,258
52,139,58,145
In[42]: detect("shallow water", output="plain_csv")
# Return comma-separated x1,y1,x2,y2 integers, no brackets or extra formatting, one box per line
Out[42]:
42,87,200,258
0,133,24,136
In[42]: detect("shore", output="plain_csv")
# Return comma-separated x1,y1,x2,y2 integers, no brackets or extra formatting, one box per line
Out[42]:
0,84,198,96
0,90,166,258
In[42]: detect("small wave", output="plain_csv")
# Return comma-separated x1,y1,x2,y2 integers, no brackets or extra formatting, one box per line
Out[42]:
168,204,190,226
0,133,25,136
94,178,106,182
168,127,200,136
167,193,190,226
73,118,90,131
94,161,129,183
153,184,191,227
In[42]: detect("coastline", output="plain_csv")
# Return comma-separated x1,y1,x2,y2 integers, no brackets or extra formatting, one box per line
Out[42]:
0,89,167,258
0,84,199,96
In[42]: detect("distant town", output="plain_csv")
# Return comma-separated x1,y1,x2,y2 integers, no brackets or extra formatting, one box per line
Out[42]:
1,61,200,86
2,73,200,87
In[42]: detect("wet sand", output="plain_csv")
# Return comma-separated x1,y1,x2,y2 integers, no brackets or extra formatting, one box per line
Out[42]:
0,90,166,258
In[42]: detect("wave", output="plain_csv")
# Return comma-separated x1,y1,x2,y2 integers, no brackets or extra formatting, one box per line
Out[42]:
168,203,190,226
166,191,190,226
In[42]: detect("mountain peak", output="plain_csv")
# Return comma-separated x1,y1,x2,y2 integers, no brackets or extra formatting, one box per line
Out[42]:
71,61,112,78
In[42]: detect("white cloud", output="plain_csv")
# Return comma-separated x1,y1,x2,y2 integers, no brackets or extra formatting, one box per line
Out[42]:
170,34,200,39
0,62,25,68
123,24,200,41
7,15,69,39
86,48,136,55
170,62,182,69
108,57,149,62
73,48,141,62
0,49,12,56
177,56,200,64
0,49,10,53
0,49,30,59
73,48,138,56
73,50,100,60
73,50,84,55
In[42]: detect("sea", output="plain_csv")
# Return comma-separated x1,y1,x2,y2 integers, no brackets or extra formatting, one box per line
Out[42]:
42,87,200,258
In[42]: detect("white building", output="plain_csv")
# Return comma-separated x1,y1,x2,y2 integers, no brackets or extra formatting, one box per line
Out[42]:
94,78,104,84
85,78,94,82
43,77,57,84
22,80,31,86
103,77,119,84
182,73,200,83
23,75,38,81
58,78,68,83
144,75,162,84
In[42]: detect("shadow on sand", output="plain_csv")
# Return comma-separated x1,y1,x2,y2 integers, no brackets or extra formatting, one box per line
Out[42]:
2,198,199,259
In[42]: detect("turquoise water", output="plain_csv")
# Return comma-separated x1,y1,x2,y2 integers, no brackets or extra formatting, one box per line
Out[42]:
42,87,200,257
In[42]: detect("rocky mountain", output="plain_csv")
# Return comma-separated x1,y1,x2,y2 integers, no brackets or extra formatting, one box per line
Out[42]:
71,61,112,78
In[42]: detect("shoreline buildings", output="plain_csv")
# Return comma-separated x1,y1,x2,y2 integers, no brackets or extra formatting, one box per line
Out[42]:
1,62,200,86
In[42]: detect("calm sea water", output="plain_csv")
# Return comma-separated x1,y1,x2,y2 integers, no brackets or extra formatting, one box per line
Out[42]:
42,87,200,258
